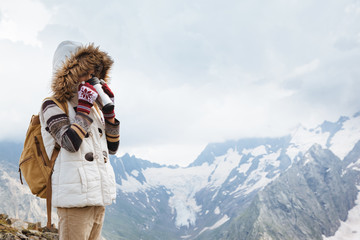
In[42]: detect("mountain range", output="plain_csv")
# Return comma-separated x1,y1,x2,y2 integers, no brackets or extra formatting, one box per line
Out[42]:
1,112,360,239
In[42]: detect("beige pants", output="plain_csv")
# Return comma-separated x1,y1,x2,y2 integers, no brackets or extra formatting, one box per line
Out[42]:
57,206,105,240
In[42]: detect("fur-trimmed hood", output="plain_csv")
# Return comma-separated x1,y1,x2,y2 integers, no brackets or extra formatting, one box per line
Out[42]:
51,40,114,102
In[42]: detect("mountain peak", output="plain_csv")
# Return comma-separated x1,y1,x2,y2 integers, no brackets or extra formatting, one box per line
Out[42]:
188,137,291,167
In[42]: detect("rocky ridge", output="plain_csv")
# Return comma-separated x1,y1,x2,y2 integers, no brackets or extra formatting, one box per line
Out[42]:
213,144,359,240
0,213,58,240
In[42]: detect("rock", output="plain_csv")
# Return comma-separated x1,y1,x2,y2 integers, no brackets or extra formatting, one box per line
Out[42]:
28,222,38,231
0,232,21,240
36,222,42,229
40,226,58,234
10,219,28,230
16,232,28,240
0,213,58,240
21,229,31,235
41,232,59,240
221,145,359,240
28,236,41,240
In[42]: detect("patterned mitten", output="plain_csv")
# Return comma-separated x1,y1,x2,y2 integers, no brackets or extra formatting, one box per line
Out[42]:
77,82,99,114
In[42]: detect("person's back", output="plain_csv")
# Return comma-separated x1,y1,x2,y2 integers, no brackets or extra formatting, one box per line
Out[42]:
40,40,120,240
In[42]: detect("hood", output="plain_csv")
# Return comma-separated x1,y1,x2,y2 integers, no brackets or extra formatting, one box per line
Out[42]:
51,40,114,102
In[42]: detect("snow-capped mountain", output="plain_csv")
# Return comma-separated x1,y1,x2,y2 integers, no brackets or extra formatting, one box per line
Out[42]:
103,112,360,239
1,112,360,240
214,144,359,240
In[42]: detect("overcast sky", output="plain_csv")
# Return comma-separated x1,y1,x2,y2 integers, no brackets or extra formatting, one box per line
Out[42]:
1,0,360,166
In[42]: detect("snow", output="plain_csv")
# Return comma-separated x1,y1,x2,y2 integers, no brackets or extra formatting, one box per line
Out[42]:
330,117,360,160
286,125,329,160
303,158,312,166
118,145,285,227
208,149,243,189
231,150,281,196
211,189,219,201
229,175,237,182
350,166,360,172
303,152,314,166
323,187,360,240
169,192,201,228
118,148,242,228
347,158,360,169
243,145,267,156
344,159,360,176
262,150,281,168
131,170,139,177
117,173,147,192
180,235,192,239
198,215,230,235
214,206,220,215
245,170,278,195
237,158,253,175
118,165,210,228
287,115,360,161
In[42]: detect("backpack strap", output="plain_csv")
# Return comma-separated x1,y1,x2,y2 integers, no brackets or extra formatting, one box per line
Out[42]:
43,97,68,229
46,142,61,229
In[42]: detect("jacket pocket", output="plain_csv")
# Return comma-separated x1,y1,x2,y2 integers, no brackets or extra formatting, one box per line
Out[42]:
78,167,87,193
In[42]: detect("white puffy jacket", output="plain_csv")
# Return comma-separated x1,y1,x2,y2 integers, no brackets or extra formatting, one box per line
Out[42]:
40,101,117,208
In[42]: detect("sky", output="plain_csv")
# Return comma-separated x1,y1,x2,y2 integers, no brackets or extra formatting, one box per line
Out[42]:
0,0,360,166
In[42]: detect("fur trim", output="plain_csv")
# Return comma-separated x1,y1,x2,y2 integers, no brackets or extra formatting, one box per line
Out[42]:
51,44,114,102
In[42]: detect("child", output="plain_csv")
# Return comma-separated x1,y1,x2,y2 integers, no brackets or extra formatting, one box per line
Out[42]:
40,40,120,240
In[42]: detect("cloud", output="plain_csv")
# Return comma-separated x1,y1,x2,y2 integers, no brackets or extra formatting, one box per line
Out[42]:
0,0,51,46
292,59,320,77
38,24,86,49
334,36,360,51
1,0,360,166
0,39,53,142
345,2,360,14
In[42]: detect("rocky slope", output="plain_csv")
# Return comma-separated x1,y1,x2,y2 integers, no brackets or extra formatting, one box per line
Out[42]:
213,144,359,240
0,213,58,240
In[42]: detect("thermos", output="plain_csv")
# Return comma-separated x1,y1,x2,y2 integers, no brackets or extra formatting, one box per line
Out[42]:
86,77,114,113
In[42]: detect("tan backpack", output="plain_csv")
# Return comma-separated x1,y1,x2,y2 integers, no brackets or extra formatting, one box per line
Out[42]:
19,97,68,229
